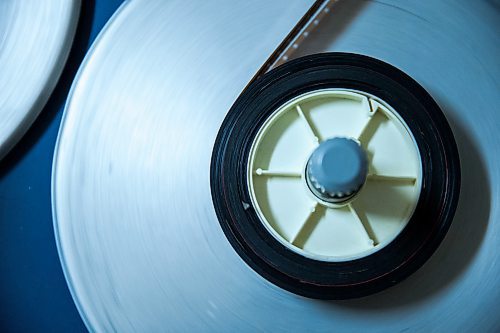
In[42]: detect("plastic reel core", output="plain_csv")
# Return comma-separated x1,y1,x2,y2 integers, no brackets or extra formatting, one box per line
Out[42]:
306,137,368,204
247,89,422,262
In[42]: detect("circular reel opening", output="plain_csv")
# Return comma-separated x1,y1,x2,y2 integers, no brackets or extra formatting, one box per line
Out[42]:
247,89,422,262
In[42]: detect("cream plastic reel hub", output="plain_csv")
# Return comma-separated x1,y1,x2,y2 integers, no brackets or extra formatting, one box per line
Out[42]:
247,89,422,261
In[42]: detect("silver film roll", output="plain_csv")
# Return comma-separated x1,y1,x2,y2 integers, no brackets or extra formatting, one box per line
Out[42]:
0,0,80,160
53,0,500,331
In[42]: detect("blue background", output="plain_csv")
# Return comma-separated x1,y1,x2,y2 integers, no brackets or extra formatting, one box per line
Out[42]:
0,1,124,331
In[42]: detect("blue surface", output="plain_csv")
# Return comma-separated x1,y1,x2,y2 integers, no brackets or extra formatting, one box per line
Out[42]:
0,1,125,331
307,137,368,197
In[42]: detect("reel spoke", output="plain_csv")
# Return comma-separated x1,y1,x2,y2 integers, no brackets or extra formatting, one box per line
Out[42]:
367,174,417,184
291,203,325,248
357,104,386,147
254,168,302,177
348,204,378,246
296,104,321,144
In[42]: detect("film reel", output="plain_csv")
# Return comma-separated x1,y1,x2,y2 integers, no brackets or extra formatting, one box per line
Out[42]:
52,0,499,331
0,0,80,160
211,52,460,299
